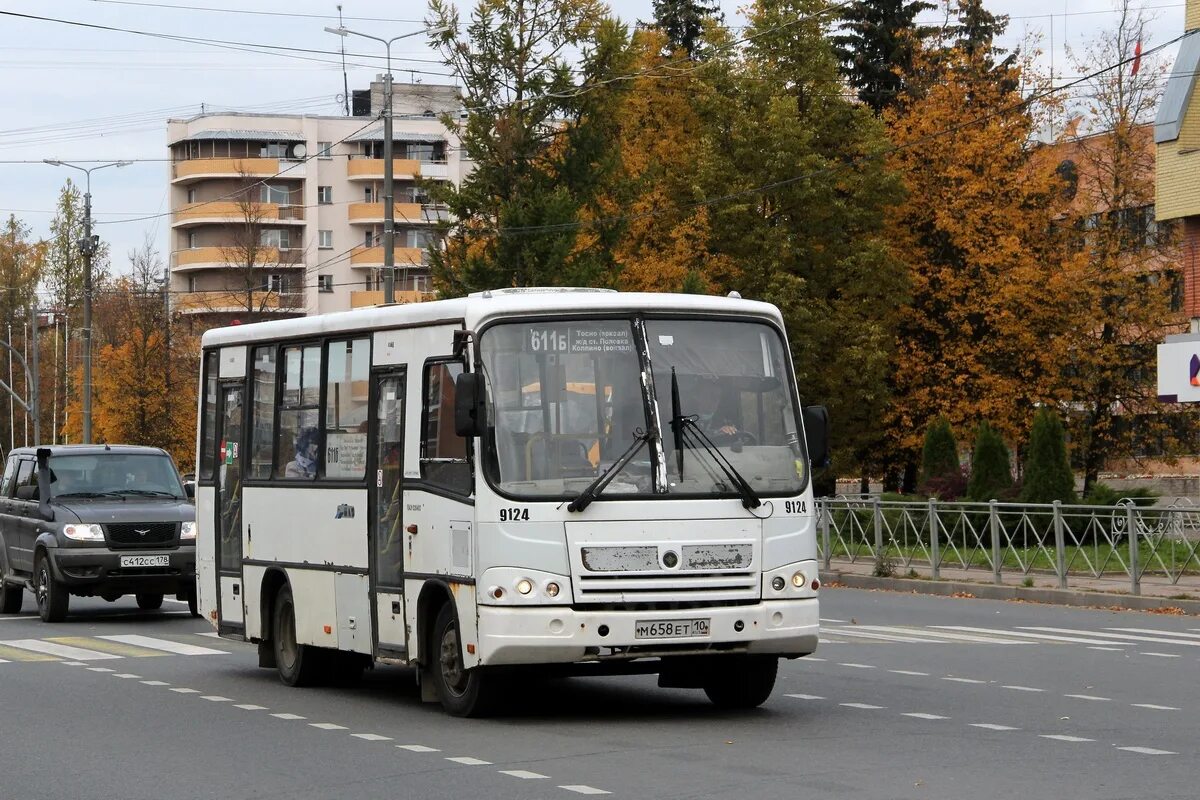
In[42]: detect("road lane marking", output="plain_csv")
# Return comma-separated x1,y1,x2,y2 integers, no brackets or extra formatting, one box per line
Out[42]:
805,657,826,662
559,786,610,795
397,745,440,752
889,670,930,676
311,723,347,730
271,713,305,720
1116,746,1176,755
840,703,885,710
140,680,169,686
48,636,168,658
170,688,200,694
1002,685,1044,693
902,713,949,720
1040,735,1094,743
1087,646,1124,651
446,757,492,765
1020,627,1200,648
1130,704,1178,711
1139,652,1181,659
196,632,222,638
60,661,86,666
352,734,392,741
1107,627,1200,641
500,770,549,779
937,626,1127,647
820,617,847,623
235,704,266,711
869,626,1033,644
838,663,875,669
113,673,141,679
1065,694,1111,701
98,635,228,656
0,639,121,661
784,694,824,700
942,677,986,684
823,629,929,643
971,724,1019,731
201,696,232,702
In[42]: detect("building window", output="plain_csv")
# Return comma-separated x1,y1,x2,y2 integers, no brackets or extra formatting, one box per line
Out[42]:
318,274,334,293
318,230,333,249
188,275,197,292
261,142,288,158
187,188,197,204
188,231,199,249
365,230,375,248
262,274,285,293
259,184,289,205
318,186,333,204
317,141,332,159
259,229,291,249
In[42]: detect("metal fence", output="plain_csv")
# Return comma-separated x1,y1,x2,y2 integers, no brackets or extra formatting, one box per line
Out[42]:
816,497,1200,595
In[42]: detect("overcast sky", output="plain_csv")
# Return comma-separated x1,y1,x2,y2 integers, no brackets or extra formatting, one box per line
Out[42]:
0,0,1187,281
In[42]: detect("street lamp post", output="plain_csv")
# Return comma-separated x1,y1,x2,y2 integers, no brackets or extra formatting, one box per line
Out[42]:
42,159,131,444
325,25,443,305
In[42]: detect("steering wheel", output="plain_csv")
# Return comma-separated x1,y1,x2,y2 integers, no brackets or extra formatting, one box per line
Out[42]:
712,429,757,447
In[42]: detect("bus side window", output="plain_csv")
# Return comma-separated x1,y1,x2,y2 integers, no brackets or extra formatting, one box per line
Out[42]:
200,350,219,481
421,360,471,495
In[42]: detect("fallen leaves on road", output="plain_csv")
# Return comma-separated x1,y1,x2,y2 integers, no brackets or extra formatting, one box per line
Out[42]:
1146,606,1186,615
951,592,976,598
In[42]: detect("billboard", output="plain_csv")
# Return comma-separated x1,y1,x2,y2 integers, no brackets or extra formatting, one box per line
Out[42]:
1156,334,1200,403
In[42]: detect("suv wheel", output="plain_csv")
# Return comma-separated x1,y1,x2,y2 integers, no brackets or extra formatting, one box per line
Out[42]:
136,593,164,610
35,554,69,623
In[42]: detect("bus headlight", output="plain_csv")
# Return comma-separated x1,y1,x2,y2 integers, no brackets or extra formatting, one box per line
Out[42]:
480,568,571,605
516,578,534,595
771,576,786,592
180,522,197,540
63,524,105,542
791,571,805,588
545,582,560,598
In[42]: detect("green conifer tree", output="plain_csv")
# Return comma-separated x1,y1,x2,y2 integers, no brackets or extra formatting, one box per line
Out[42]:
966,421,1012,501
920,416,958,486
1020,408,1076,504
832,0,935,115
651,0,722,59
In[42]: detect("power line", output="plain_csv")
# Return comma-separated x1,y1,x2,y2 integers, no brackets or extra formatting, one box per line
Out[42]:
83,0,426,24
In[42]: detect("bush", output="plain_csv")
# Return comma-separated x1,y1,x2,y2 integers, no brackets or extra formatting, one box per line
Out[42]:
923,466,968,501
966,422,1012,502
920,417,959,489
1083,483,1160,507
1020,408,1076,504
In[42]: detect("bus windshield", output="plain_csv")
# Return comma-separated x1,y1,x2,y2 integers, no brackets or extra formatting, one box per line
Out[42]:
479,317,804,500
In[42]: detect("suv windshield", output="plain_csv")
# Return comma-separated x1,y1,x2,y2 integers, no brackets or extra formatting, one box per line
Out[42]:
479,317,804,500
49,453,184,499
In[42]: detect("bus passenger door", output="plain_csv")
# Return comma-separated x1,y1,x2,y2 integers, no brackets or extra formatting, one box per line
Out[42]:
215,383,246,629
370,370,407,657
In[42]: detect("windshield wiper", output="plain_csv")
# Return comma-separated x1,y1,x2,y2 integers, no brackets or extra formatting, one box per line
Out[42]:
672,416,762,510
567,430,654,513
54,490,127,500
114,489,180,498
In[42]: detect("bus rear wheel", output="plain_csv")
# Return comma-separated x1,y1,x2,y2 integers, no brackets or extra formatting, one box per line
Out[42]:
702,655,778,709
273,585,323,687
430,603,493,717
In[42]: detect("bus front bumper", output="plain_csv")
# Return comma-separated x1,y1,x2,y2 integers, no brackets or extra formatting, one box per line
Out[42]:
476,598,818,666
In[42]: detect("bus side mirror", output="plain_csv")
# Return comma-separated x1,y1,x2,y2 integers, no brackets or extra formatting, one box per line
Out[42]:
803,405,830,470
454,372,487,438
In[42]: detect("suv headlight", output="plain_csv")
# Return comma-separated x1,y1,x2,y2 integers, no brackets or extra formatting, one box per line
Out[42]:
62,524,105,542
180,521,197,540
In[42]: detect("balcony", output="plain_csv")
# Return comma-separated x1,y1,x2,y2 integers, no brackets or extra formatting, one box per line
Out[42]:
348,245,426,267
174,290,305,315
172,247,306,271
350,290,434,308
347,202,432,225
171,201,305,228
171,158,306,184
346,157,421,180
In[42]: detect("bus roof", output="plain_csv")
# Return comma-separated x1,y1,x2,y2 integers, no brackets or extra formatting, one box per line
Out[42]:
199,288,784,348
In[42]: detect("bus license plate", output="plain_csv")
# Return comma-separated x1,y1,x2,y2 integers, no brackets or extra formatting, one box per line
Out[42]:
119,555,169,568
634,618,710,639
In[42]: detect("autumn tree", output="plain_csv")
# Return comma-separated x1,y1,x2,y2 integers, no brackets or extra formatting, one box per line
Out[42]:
1056,0,1183,493
66,238,198,469
651,0,722,59
832,0,935,115
883,12,1078,491
0,215,45,449
697,0,906,487
426,0,633,295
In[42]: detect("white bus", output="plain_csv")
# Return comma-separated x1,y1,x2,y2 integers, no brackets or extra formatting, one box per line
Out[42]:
196,288,828,716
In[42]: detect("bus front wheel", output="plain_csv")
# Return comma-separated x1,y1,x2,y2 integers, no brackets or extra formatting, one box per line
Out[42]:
430,603,493,717
702,655,778,709
273,585,323,687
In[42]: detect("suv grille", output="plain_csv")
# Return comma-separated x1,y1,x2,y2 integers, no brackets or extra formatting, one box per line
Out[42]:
105,522,178,548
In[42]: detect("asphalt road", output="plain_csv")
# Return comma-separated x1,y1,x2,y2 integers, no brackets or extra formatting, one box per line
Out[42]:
1,588,1197,800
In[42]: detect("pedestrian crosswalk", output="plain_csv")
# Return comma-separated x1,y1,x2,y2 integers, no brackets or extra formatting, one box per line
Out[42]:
0,635,228,663
819,620,1200,650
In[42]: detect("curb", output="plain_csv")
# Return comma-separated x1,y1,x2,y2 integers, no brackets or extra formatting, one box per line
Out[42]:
819,570,1200,616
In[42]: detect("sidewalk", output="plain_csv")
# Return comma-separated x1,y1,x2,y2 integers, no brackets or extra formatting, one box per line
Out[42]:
820,557,1200,615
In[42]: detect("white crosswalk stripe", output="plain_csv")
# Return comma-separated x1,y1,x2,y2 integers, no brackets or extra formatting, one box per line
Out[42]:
1019,627,1200,648
934,626,1130,647
1106,627,1200,641
97,635,228,656
860,626,1034,644
1,639,121,661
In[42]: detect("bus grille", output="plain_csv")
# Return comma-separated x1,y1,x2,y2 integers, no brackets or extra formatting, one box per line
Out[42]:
575,571,759,603
105,523,178,548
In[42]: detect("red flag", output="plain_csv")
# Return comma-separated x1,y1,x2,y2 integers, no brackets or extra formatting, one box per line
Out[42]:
1131,39,1143,76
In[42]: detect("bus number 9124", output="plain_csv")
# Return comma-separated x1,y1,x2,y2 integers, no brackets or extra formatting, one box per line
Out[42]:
499,507,530,522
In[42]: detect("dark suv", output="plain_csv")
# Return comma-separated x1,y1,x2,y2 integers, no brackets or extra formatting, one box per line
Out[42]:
0,445,197,622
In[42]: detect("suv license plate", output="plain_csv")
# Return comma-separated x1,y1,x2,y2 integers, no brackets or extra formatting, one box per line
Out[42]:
119,555,169,568
634,618,710,639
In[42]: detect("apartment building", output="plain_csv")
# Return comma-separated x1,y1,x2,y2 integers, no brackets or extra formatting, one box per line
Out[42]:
166,81,465,326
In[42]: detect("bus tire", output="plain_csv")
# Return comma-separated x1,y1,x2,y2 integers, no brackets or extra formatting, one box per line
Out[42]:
702,655,778,709
136,593,164,610
186,585,200,618
430,603,493,717
273,585,323,687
